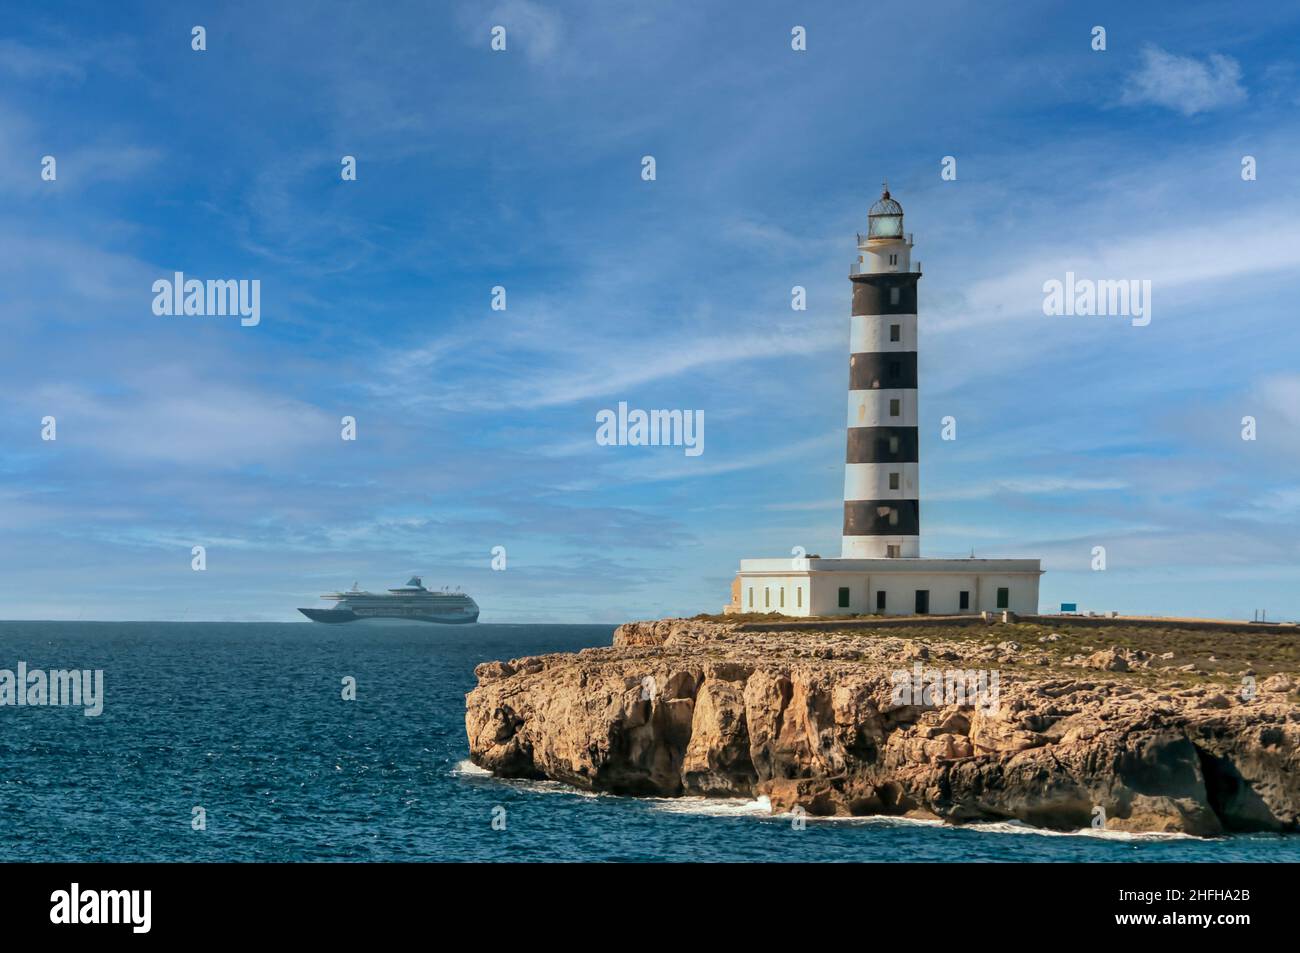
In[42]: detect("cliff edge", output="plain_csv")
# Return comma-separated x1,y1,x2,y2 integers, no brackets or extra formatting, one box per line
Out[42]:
465,617,1300,835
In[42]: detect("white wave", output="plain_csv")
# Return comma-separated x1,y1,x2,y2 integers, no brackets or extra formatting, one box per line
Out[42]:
453,766,1211,840
768,811,946,828
962,819,1201,841
452,762,604,798
499,778,605,798
645,795,773,817
763,812,1198,839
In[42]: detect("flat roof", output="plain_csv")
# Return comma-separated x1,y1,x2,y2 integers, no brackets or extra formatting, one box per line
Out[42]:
739,556,1043,574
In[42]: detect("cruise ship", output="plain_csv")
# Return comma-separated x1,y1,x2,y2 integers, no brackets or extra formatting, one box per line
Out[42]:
298,577,480,624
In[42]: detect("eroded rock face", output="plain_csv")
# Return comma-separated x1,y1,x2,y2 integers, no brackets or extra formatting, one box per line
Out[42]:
466,619,1300,836
682,678,756,796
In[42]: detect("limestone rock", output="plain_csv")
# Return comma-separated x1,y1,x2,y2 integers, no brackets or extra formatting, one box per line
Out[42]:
1070,646,1151,672
465,617,1300,836
681,679,756,796
1263,674,1295,694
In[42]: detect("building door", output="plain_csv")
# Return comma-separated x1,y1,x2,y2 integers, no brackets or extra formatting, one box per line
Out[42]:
914,590,929,614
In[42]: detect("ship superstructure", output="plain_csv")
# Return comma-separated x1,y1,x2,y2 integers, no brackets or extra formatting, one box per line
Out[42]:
298,577,479,624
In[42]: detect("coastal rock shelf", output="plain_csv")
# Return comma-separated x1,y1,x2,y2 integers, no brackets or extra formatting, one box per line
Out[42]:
464,618,1300,836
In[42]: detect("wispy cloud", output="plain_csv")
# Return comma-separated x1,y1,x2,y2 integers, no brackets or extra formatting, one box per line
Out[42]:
602,430,841,484
932,209,1300,334
26,375,333,468
458,0,564,65
1121,46,1246,116
927,477,1129,502
0,37,86,81
370,313,840,412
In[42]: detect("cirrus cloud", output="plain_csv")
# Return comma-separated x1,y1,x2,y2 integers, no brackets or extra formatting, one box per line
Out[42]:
1121,46,1246,116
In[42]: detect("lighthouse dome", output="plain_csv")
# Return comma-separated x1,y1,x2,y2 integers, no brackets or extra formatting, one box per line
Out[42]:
867,186,904,239
869,192,903,217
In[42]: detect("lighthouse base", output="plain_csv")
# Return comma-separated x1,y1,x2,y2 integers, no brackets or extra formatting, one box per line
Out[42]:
729,556,1042,618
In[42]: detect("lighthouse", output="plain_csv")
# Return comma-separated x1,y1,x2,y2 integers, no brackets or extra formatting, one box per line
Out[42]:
728,182,1042,618
842,184,920,558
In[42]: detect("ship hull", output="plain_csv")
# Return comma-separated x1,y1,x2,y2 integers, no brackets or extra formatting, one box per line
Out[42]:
298,608,479,625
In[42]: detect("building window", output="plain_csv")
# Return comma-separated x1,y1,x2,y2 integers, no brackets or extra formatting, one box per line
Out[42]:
915,590,930,614
747,588,753,608
888,508,899,527
959,590,970,610
889,435,900,454
889,254,898,266
838,587,850,608
889,398,901,417
765,588,771,608
887,359,900,381
890,323,900,342
889,287,900,304
889,471,900,490
796,587,802,608
876,590,886,611
997,587,1010,609
886,544,900,558
780,588,785,608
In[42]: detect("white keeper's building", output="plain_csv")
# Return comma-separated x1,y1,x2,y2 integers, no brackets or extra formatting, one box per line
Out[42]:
729,185,1043,618
734,557,1043,617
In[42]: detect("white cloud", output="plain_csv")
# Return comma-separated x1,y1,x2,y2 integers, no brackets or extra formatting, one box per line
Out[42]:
601,430,841,484
927,477,1129,502
28,374,333,468
0,38,87,81
1121,46,1246,116
373,315,840,412
764,499,837,512
1255,373,1300,430
931,209,1300,334
464,1,563,64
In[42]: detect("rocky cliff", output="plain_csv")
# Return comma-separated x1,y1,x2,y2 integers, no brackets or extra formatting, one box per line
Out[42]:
465,617,1300,835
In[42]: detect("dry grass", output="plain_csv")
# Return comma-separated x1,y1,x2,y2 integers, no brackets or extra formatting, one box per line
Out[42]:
690,613,1300,692
896,621,1298,677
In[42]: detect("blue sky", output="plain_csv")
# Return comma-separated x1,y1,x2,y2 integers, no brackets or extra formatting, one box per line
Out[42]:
2,0,1300,622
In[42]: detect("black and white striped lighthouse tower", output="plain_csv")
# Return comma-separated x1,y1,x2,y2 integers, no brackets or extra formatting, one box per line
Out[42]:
842,184,921,558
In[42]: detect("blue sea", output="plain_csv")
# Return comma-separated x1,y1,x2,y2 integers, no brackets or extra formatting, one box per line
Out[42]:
1,621,1296,863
